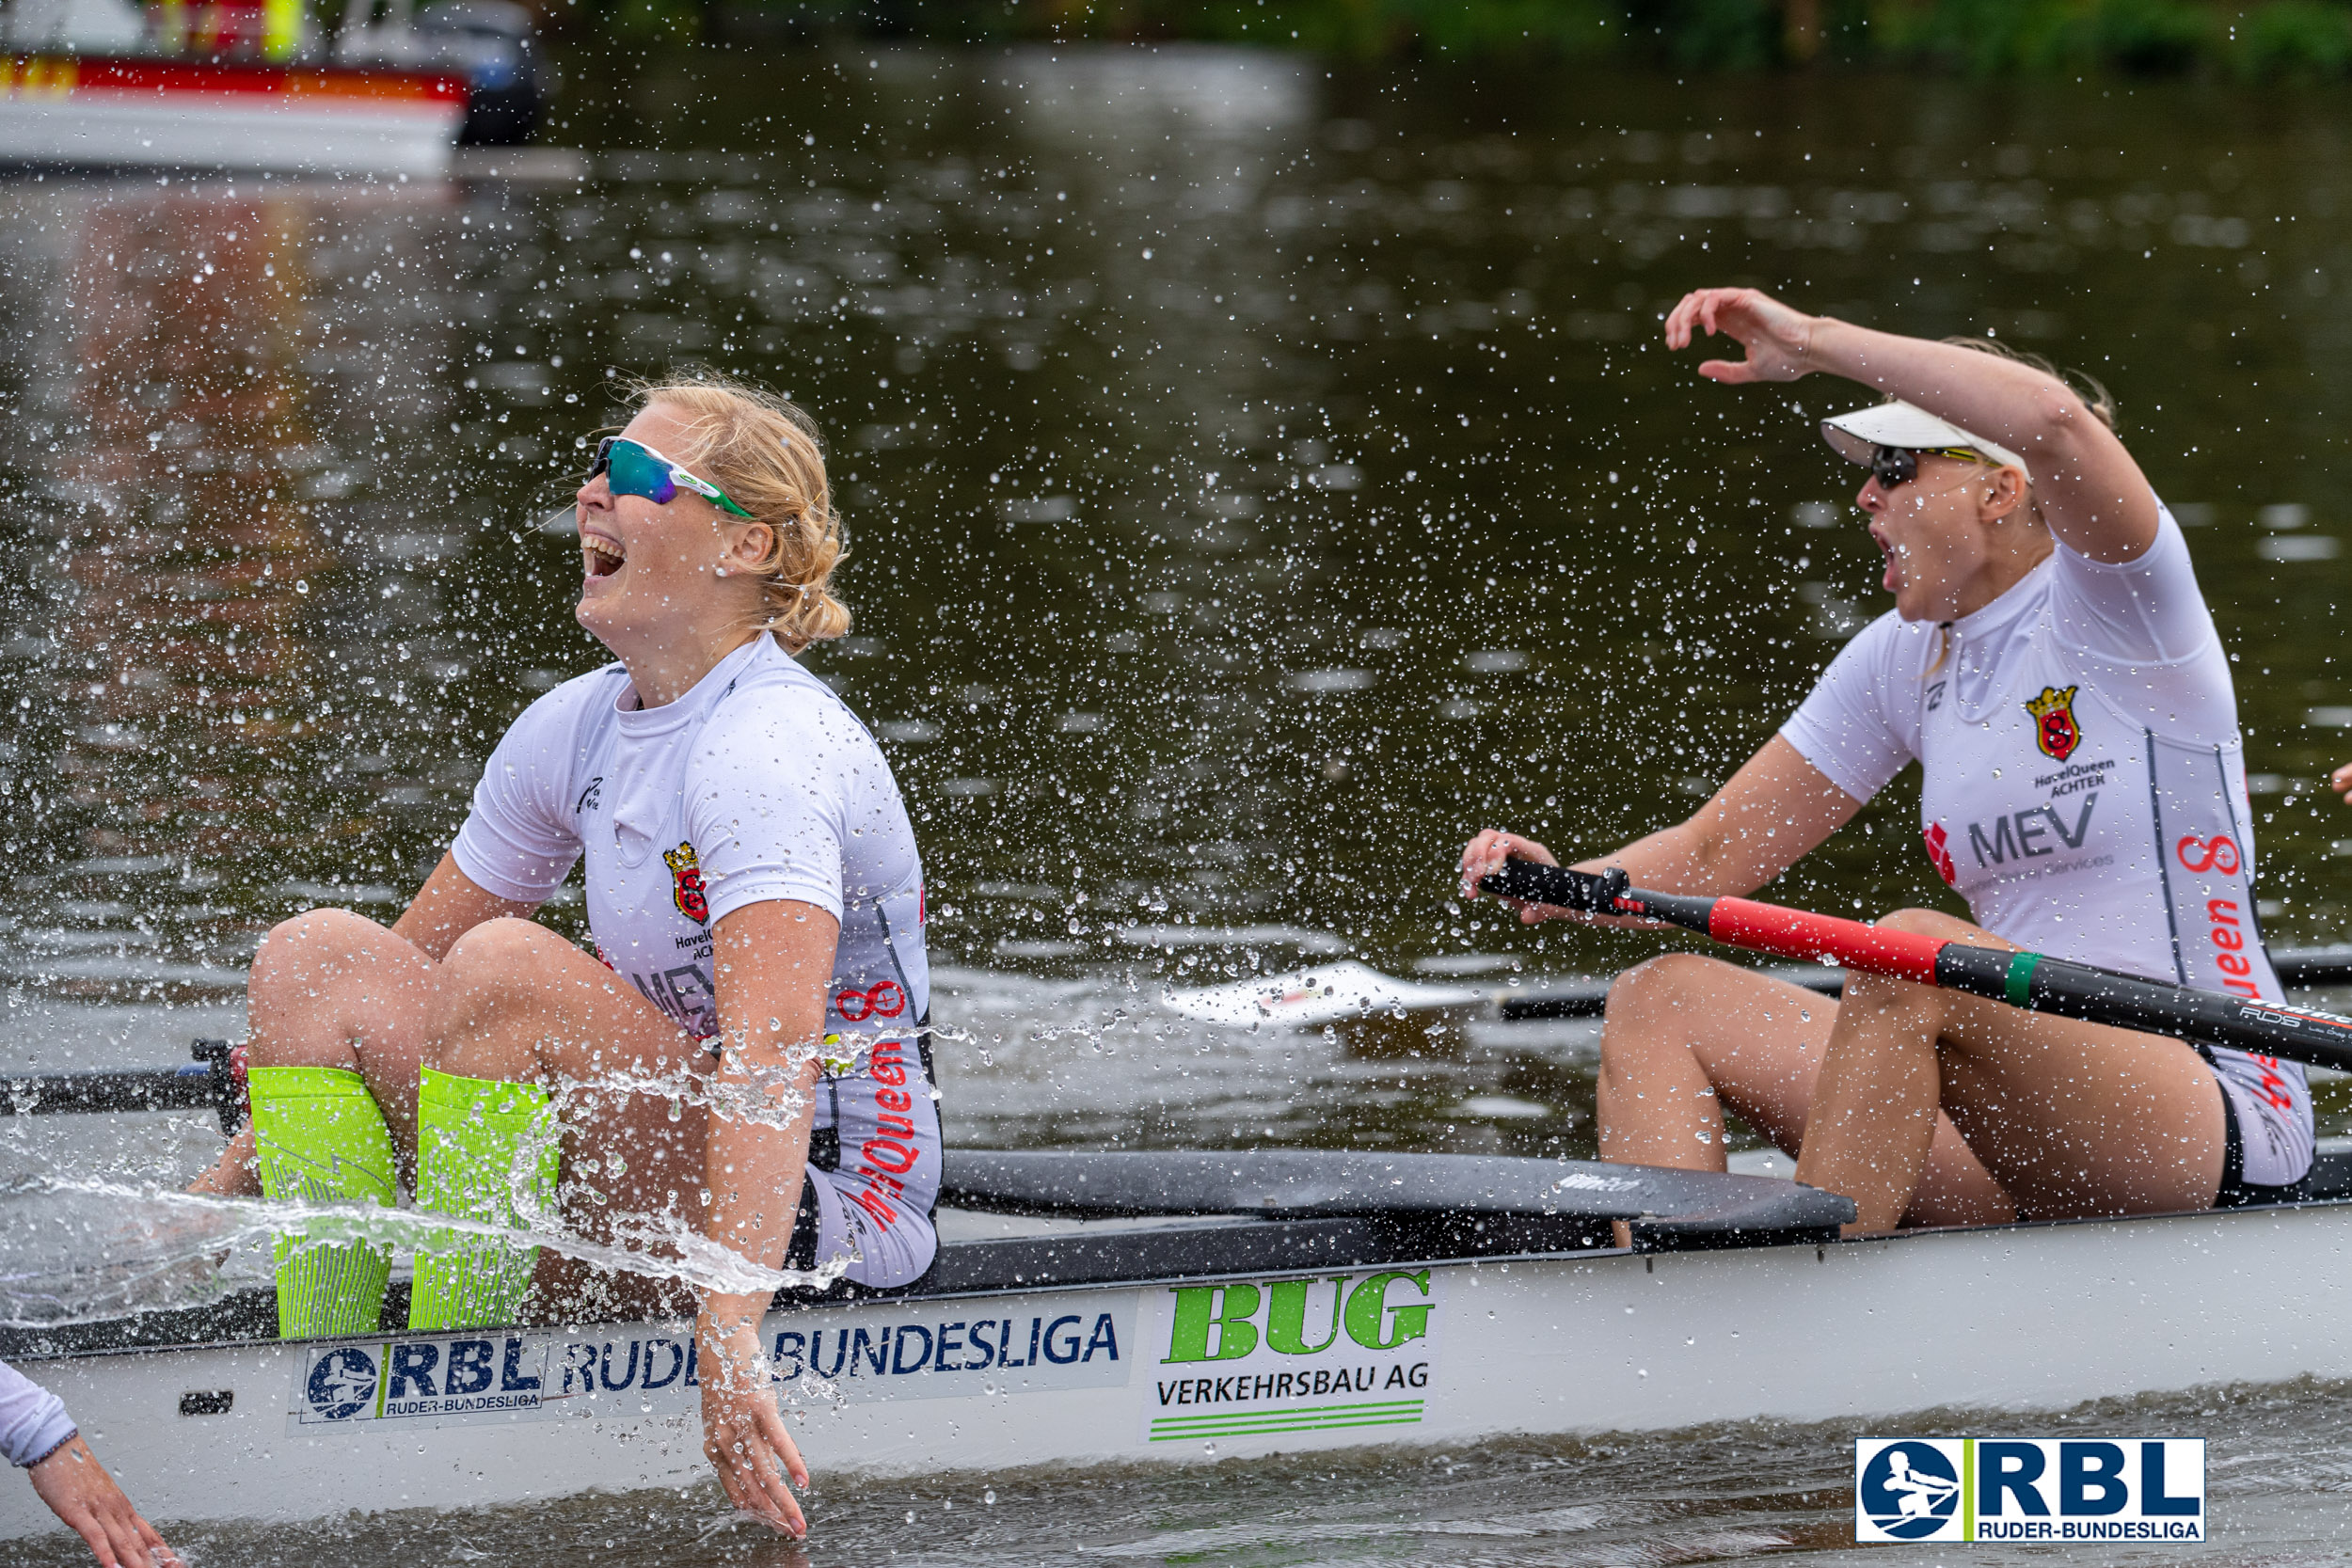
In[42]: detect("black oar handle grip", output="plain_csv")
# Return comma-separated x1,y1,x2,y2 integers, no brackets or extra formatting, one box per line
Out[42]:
1478,862,1629,914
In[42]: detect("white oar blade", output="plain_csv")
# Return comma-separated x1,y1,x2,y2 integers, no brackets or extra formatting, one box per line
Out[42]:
1161,960,1487,1028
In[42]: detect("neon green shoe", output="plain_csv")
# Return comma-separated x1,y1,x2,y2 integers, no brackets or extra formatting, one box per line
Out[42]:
247,1065,397,1339
409,1068,561,1331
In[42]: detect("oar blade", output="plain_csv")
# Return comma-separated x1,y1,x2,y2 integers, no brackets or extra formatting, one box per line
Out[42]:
1162,960,1488,1027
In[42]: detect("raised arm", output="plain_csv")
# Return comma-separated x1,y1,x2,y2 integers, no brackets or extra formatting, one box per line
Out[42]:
1665,287,2158,563
390,851,540,961
695,896,838,1538
1461,736,1863,922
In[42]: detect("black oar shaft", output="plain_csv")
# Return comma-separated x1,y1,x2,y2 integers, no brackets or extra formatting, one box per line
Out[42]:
1,1040,245,1135
1939,945,2352,1071
1480,860,2352,1074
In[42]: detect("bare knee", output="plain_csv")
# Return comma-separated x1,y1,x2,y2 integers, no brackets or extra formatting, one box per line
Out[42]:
443,916,558,975
1599,954,1727,1076
433,917,586,1059
246,909,405,1068
439,918,564,1016
1832,909,1971,1015
1604,954,1728,1038
1835,968,1947,1041
251,907,386,979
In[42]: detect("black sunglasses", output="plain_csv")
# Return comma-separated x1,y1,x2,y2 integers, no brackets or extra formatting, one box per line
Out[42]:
1869,444,1987,490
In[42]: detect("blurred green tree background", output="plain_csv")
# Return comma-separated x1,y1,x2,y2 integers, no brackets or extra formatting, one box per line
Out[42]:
557,0,2352,77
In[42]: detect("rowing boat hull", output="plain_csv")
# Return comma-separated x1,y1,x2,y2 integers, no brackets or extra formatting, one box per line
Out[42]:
1,1197,2344,1539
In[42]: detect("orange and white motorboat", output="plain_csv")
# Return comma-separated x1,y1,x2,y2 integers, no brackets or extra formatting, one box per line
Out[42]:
0,51,466,175
0,0,549,175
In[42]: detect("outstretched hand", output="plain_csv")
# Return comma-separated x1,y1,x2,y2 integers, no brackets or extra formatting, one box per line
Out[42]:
699,1314,810,1537
27,1435,182,1568
1661,287,1820,384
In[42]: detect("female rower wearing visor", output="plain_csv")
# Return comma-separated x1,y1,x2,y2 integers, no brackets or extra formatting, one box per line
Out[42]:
191,377,937,1536
1462,286,2307,1233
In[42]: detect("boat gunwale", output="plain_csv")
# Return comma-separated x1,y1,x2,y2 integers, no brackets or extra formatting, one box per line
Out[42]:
8,1190,2350,1367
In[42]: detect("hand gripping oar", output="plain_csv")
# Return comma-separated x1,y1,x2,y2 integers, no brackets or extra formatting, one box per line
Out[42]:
1480,862,2352,1074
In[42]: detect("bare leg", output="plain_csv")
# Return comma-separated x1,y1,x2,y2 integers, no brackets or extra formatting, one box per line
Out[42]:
1597,952,2013,1227
431,918,713,1321
190,909,440,1196
1796,909,2226,1233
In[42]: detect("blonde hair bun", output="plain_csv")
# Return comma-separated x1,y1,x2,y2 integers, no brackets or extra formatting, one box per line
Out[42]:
627,372,850,653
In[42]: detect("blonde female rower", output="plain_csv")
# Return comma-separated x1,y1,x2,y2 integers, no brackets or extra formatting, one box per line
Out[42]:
193,378,938,1536
1463,287,2308,1233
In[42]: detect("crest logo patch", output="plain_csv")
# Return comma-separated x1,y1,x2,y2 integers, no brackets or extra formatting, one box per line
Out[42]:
662,841,709,924
2025,685,2083,762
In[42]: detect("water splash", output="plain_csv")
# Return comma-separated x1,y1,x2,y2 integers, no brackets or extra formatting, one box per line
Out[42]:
0,1029,962,1325
0,1175,851,1328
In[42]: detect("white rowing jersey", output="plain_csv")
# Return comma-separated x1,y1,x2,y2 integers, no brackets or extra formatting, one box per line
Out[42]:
1781,503,2311,1188
450,633,941,1285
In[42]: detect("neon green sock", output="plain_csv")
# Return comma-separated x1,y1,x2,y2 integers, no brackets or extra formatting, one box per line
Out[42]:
408,1067,560,1331
247,1065,397,1340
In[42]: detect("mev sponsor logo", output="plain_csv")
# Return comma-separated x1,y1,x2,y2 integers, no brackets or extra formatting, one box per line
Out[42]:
1855,1438,2204,1543
1961,791,2099,869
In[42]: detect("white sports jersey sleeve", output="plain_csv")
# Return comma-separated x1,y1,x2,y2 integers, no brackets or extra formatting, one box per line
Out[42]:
686,691,878,927
0,1358,72,1468
1776,612,1935,805
2046,506,2215,665
451,678,602,903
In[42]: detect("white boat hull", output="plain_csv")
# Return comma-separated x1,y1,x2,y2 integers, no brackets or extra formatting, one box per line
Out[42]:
0,94,459,176
0,56,464,176
2,1198,2344,1541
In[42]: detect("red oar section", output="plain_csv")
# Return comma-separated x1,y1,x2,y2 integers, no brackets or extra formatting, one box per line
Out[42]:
1478,861,2352,1074
1701,897,1944,984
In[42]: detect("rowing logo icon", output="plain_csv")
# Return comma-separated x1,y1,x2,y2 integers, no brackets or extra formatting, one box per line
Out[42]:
834,980,907,1022
1858,1440,1963,1540
2176,833,2242,876
1922,822,1958,886
2025,685,2083,762
305,1347,379,1421
663,841,708,924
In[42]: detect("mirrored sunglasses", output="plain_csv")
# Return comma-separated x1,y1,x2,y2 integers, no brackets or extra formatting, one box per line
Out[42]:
588,436,755,520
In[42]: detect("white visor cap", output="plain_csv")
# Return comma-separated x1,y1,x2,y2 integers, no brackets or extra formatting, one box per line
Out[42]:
1820,400,2030,484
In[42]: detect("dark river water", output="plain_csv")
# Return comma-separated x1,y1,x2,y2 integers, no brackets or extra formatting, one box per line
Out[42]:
7,43,2352,1564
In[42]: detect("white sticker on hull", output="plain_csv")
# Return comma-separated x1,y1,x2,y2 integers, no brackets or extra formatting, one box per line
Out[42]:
287,1298,1136,1434
294,1335,553,1428
1137,1268,1442,1446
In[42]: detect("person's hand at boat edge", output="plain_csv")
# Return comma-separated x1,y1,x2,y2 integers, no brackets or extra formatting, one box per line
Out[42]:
698,1307,810,1537
1662,287,1823,385
2333,761,2352,805
26,1434,183,1568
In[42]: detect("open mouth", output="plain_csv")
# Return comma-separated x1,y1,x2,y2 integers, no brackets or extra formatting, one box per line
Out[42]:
582,532,625,578
1869,525,1900,591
